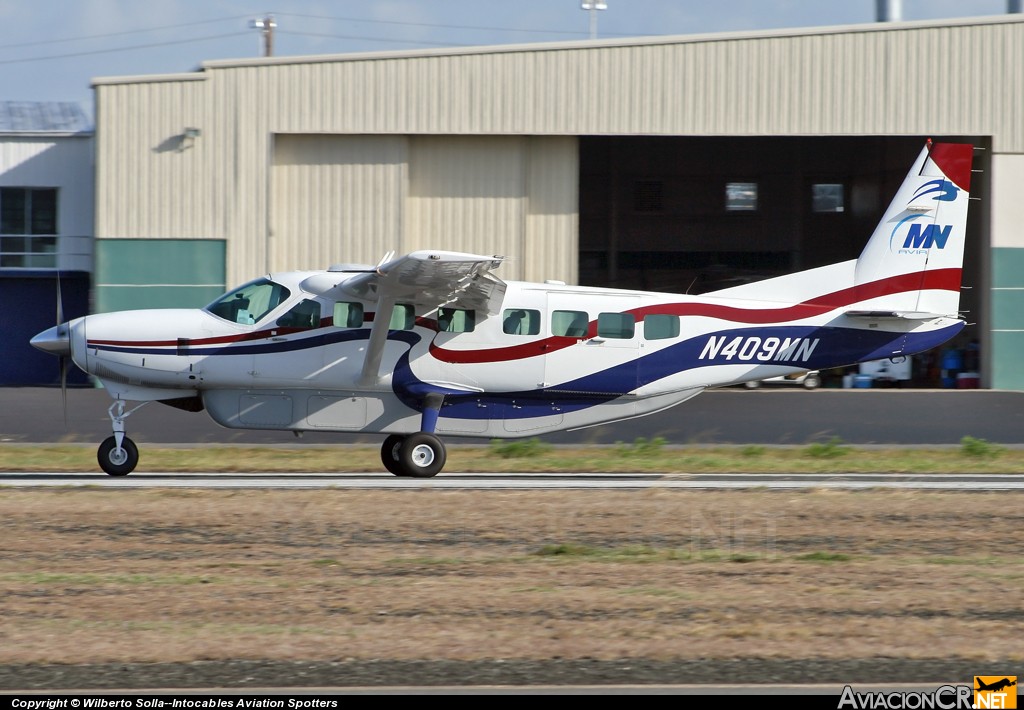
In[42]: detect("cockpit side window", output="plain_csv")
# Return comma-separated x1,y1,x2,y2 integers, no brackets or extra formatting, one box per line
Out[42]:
205,279,291,324
276,299,322,330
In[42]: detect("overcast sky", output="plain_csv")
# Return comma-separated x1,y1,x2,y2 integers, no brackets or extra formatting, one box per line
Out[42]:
0,0,1014,112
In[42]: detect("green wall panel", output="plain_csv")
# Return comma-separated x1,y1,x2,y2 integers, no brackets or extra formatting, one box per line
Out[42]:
991,289,1024,332
95,239,226,313
990,330,1024,391
992,247,1024,290
991,248,1024,390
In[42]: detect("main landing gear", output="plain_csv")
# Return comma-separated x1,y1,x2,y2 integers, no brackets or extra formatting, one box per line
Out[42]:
380,432,447,478
97,400,147,476
380,393,448,477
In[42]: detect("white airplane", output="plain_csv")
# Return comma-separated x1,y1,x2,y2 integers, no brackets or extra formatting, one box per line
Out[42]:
31,139,975,477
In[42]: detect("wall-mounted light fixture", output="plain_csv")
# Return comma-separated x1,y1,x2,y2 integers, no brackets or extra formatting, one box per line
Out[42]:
180,127,201,151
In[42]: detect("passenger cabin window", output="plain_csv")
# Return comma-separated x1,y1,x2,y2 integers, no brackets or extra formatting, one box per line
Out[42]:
438,307,475,333
643,314,680,340
333,302,364,328
597,312,635,339
276,299,321,330
551,310,589,337
502,308,540,335
390,303,415,330
205,279,291,325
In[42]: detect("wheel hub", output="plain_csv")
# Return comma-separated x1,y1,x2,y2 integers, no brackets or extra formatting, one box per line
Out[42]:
410,444,435,468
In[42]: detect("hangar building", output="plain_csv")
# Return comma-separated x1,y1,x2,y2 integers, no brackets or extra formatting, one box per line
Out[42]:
0,102,92,385
85,14,1024,388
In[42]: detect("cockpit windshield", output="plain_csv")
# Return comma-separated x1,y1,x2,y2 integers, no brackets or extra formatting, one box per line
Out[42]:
205,278,291,325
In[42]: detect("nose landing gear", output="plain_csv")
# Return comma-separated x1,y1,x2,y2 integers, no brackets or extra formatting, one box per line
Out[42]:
97,400,147,476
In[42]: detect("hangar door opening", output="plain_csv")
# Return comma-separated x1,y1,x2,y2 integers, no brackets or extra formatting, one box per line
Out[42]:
578,136,988,388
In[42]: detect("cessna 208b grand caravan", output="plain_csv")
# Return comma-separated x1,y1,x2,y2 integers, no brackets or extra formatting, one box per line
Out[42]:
32,140,975,477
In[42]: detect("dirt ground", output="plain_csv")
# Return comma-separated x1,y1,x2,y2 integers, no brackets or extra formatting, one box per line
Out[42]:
0,487,1020,689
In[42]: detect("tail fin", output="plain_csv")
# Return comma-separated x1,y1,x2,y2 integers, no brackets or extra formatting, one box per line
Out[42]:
853,140,974,316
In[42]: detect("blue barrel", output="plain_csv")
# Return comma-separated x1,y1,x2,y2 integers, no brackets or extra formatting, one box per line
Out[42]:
853,374,873,388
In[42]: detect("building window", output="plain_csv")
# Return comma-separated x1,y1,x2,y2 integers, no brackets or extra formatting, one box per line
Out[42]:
725,182,757,212
633,180,664,213
812,183,845,213
0,187,58,268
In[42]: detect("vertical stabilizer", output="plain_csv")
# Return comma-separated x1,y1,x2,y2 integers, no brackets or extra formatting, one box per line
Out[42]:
853,141,974,316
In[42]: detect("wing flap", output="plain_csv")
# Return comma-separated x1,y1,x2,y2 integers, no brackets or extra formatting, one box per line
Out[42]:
344,251,506,385
340,250,507,313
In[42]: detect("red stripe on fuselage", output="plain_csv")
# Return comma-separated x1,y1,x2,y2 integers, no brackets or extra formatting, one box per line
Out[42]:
428,268,961,364
87,315,341,348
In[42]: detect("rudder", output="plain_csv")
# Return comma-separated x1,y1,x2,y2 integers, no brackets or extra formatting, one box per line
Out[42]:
853,140,974,316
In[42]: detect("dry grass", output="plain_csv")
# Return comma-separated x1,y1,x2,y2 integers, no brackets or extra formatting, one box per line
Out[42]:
1,487,1021,665
1,438,1022,473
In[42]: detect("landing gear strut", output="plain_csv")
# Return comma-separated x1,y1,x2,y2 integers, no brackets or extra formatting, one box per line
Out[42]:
97,400,147,476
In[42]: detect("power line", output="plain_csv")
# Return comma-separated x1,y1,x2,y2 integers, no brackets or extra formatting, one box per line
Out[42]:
272,11,651,39
0,14,252,51
0,11,658,69
0,32,249,66
276,30,470,48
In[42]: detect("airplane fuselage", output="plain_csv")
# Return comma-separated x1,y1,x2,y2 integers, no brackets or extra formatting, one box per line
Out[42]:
61,269,962,439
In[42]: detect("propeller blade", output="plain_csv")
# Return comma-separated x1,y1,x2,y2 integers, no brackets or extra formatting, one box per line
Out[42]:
56,271,67,427
56,271,64,325
60,355,68,428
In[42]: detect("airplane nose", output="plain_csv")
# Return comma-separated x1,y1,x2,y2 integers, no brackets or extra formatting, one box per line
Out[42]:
30,323,72,357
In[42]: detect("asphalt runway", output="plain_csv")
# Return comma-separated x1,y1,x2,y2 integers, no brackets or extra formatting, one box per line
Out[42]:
4,472,1024,489
2,386,1023,447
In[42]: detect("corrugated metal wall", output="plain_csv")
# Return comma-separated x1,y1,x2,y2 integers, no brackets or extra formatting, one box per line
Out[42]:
271,134,406,271
188,17,1024,146
92,15,1024,289
1,136,93,271
266,134,577,282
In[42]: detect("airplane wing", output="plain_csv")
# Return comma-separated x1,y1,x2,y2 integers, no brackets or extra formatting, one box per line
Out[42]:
339,250,507,313
333,250,506,386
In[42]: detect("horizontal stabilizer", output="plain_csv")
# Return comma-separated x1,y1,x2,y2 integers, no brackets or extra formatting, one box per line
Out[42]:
844,310,959,321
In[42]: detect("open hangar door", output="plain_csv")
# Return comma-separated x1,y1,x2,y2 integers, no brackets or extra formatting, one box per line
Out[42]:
578,135,988,388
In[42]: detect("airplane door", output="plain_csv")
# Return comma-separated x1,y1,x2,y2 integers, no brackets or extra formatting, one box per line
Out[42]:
544,294,639,395
251,299,326,385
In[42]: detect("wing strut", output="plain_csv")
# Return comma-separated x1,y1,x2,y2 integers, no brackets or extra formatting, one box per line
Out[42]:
358,296,396,386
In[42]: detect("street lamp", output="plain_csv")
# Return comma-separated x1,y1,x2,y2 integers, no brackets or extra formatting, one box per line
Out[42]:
581,2,607,40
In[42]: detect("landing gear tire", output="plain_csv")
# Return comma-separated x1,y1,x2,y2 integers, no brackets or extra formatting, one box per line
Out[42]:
98,435,139,476
803,374,822,390
381,434,408,476
397,433,446,478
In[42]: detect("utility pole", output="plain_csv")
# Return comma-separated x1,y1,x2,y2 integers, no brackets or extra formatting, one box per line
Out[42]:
251,15,276,57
